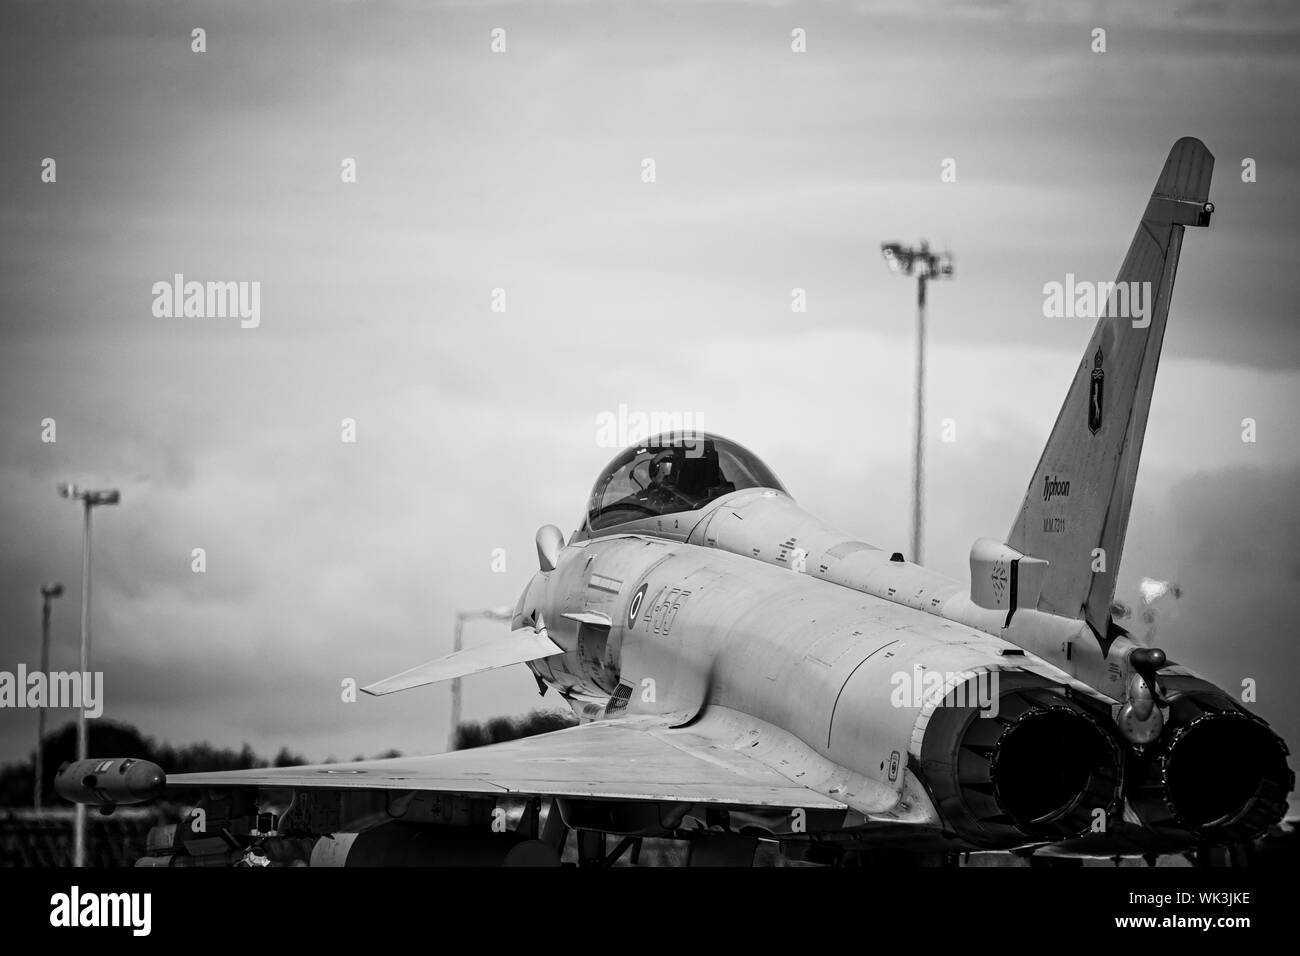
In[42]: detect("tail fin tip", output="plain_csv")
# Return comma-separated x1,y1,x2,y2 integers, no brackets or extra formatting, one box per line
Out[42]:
1155,137,1214,204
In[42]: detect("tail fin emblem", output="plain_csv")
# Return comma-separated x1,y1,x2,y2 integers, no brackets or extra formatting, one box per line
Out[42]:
1088,348,1105,434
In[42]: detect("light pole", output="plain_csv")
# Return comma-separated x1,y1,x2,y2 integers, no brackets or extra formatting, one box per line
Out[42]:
58,482,119,867
35,582,64,814
881,241,953,567
448,606,514,750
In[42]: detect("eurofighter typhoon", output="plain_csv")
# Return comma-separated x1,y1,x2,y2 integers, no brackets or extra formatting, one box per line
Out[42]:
59,138,1293,866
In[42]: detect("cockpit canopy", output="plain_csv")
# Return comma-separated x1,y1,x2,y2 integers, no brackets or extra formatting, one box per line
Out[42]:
585,433,787,532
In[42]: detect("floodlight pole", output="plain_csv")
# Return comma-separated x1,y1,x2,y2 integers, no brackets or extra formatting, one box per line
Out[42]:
58,483,119,867
448,606,514,751
449,613,466,749
74,497,92,867
35,583,64,814
880,241,953,568
913,269,927,567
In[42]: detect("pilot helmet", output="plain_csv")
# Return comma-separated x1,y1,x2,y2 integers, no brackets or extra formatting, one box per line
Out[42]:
649,449,679,488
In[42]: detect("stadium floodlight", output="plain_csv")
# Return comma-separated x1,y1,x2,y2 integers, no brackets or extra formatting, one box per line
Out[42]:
879,241,954,566
58,482,120,866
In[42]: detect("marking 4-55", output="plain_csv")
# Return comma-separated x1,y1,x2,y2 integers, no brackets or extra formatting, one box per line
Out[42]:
640,585,691,636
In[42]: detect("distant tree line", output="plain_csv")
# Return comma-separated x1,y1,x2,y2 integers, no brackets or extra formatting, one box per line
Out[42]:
452,709,577,750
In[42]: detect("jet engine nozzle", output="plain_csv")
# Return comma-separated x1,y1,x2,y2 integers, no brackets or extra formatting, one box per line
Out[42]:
1127,681,1292,845
918,674,1123,849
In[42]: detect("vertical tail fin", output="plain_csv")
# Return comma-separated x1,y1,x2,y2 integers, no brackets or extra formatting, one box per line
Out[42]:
1006,137,1214,647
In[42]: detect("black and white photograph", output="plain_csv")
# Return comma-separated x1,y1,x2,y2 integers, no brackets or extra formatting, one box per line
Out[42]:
1,0,1297,936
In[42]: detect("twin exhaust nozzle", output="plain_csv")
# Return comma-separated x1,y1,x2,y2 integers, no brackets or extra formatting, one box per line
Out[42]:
921,672,1291,849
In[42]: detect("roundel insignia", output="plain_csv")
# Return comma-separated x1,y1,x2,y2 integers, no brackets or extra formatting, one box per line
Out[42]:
627,584,649,628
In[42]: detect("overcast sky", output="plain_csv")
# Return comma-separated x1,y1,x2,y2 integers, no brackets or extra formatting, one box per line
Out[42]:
2,0,1298,768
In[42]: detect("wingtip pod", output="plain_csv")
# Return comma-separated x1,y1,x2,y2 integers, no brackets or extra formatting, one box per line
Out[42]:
54,757,166,807
1154,137,1214,204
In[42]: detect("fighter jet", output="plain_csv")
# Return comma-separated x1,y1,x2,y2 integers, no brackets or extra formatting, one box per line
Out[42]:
59,137,1292,866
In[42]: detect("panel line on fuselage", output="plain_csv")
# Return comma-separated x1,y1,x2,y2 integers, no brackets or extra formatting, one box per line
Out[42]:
827,640,900,747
